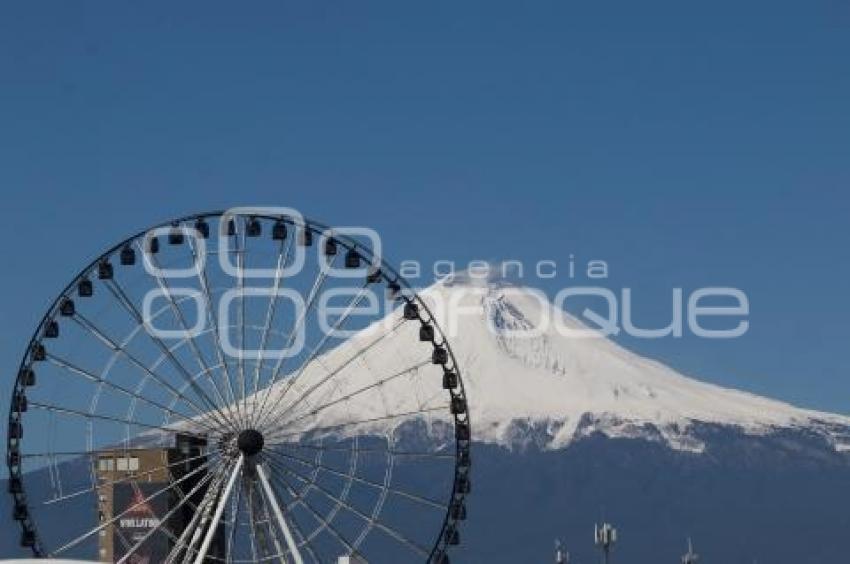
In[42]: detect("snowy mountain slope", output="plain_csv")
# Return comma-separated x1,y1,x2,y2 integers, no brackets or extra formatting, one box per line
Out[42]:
258,275,850,454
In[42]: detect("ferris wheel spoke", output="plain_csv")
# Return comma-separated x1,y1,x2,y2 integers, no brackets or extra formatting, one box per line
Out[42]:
246,473,285,562
187,234,247,431
249,233,296,428
172,459,235,564
275,442,455,460
254,282,372,429
172,462,238,564
255,296,394,432
256,463,305,564
193,454,245,564
260,318,409,432
223,474,246,564
242,479,268,561
269,358,430,434
44,353,218,436
268,438,360,538
166,487,216,564
116,467,217,564
21,447,180,460
69,312,233,432
41,450,212,506
232,225,250,432
262,456,430,558
266,447,337,536
105,274,239,433
269,470,355,560
246,492,302,564
28,400,210,441
265,461,353,551
259,473,322,564
109,275,241,431
51,456,214,556
245,481,260,563
263,404,449,444
250,257,336,431
114,507,185,560
263,448,446,511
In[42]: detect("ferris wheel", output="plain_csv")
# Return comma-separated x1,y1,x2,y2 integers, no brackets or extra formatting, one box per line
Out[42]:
6,209,471,563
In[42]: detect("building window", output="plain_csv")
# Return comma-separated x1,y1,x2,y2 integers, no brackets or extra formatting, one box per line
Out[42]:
115,456,140,472
98,458,114,472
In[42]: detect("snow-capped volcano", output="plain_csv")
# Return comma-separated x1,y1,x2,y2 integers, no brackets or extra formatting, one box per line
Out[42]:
271,275,850,454
427,276,850,451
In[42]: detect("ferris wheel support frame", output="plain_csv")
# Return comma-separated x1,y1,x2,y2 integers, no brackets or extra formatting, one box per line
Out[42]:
256,462,304,564
194,454,245,564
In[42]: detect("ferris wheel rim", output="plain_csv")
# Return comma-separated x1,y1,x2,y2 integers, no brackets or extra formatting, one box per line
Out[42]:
6,210,471,563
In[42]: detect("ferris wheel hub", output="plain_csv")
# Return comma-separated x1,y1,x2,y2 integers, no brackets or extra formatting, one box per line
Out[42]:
236,428,264,456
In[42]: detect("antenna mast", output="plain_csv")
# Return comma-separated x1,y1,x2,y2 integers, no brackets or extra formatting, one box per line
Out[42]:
594,522,617,564
681,537,699,564
555,539,570,564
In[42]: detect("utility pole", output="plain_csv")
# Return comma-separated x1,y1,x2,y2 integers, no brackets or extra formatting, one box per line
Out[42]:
594,523,617,564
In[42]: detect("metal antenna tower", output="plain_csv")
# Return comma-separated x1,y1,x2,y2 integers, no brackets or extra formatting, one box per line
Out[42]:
555,539,570,564
681,538,699,564
594,522,617,564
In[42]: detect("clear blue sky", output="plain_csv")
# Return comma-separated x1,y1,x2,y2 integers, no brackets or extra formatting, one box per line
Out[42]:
0,0,848,413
